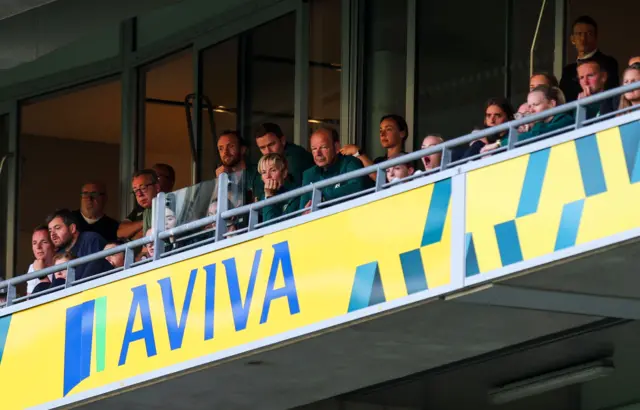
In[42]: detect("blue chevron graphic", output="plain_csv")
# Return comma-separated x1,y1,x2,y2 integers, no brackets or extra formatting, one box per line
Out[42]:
619,121,640,184
399,249,428,294
575,134,607,196
421,179,452,246
0,315,11,365
347,262,386,312
465,233,480,277
495,220,524,266
516,148,551,218
554,199,585,251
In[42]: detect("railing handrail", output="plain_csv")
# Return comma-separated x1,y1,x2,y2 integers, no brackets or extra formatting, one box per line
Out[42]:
2,80,639,304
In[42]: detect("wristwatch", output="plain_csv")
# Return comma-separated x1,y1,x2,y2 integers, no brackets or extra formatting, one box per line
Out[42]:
353,151,361,158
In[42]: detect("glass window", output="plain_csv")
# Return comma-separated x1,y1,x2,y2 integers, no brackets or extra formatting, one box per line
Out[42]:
309,0,342,133
362,0,407,159
19,79,122,276
415,0,507,144
0,114,9,281
143,50,194,190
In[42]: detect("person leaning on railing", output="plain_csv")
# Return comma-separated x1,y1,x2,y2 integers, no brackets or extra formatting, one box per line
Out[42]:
258,153,300,222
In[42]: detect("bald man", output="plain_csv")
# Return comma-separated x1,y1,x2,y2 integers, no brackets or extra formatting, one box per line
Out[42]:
71,181,119,242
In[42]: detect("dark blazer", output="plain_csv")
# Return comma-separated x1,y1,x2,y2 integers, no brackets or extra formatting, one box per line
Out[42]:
560,50,619,103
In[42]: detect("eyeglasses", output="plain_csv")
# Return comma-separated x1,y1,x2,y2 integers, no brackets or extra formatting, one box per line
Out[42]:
80,191,104,199
132,184,154,195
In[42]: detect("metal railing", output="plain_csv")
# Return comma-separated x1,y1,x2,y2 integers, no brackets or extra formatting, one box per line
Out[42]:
1,81,639,309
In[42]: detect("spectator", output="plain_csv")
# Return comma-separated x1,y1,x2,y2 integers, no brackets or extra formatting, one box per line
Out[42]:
577,58,617,119
530,72,559,91
630,57,640,66
144,229,155,259
419,135,444,171
258,153,300,222
215,130,262,204
385,152,416,183
340,114,408,180
516,85,573,143
25,225,55,295
47,209,107,281
619,63,640,111
118,169,160,241
560,16,619,103
0,288,6,306
72,182,119,242
515,103,533,133
32,252,74,294
204,200,237,232
104,242,125,269
462,98,514,159
299,127,371,210
254,123,314,187
152,163,176,193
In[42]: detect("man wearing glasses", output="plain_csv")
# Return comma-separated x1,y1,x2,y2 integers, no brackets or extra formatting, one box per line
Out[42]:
560,16,618,103
117,169,161,241
71,182,119,242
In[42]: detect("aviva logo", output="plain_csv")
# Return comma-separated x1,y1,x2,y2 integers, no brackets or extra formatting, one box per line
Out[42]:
64,296,107,396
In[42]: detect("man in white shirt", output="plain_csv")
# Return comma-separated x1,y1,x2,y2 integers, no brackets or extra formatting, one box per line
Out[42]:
26,225,55,295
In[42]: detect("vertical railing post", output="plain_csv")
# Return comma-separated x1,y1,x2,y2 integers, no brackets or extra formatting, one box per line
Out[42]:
310,186,322,212
5,284,15,306
375,167,386,191
507,126,519,150
215,173,229,242
124,246,135,269
440,147,452,169
152,192,166,261
248,207,258,232
575,104,587,129
65,265,76,288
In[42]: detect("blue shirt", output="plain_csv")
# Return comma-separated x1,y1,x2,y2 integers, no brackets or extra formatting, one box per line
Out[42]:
68,231,107,280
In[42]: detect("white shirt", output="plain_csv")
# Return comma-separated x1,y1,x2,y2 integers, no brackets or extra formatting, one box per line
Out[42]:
81,212,102,225
26,264,54,295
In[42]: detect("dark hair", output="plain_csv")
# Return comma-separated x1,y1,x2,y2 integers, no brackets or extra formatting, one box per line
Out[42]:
33,224,48,234
572,16,598,35
484,97,515,122
577,57,602,71
152,163,175,182
53,252,75,263
312,127,340,143
106,240,126,247
530,84,566,105
380,114,409,143
387,151,417,170
254,123,284,139
530,72,559,88
218,130,247,147
45,209,78,229
132,169,158,184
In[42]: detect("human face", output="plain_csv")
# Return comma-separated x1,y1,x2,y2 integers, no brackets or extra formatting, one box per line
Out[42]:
206,202,217,230
165,208,177,230
310,129,338,168
104,244,124,268
260,160,287,185
515,103,531,132
145,229,155,257
379,118,404,149
578,62,607,94
527,91,556,119
80,183,106,218
420,136,443,170
152,166,174,193
571,23,597,55
529,74,550,91
622,69,640,104
256,133,286,156
32,230,54,261
48,217,76,250
132,174,159,209
485,105,508,127
386,164,413,182
217,134,244,167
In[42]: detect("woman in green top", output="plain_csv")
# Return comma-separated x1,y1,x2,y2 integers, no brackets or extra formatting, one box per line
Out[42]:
258,153,300,222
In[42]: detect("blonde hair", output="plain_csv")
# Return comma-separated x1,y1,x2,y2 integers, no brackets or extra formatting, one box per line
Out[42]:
258,153,288,174
619,64,640,111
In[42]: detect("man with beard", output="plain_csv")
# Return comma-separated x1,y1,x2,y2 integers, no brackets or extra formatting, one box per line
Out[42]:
339,114,408,182
71,181,119,242
46,209,107,281
215,130,262,204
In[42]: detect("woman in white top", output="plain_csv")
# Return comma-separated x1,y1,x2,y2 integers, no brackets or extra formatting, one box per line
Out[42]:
26,225,55,295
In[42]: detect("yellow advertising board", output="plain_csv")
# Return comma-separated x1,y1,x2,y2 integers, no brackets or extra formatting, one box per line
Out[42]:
465,119,640,276
0,179,452,409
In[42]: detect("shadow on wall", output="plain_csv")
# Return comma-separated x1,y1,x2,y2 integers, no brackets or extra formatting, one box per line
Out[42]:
17,134,120,275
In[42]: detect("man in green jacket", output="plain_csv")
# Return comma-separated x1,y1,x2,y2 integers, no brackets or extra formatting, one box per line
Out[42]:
254,123,315,187
298,127,372,211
